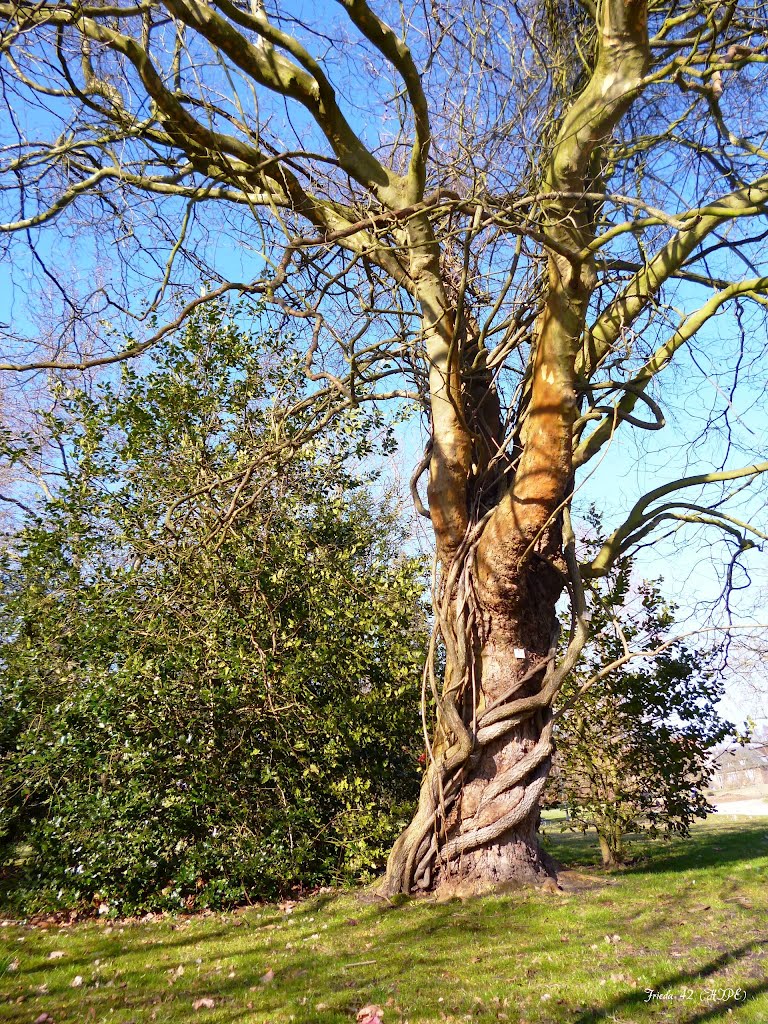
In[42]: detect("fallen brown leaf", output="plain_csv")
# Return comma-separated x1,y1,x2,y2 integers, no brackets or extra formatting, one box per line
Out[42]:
357,1004,384,1024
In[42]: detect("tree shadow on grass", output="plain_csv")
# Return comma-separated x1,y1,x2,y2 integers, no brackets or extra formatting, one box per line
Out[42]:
544,820,768,877
2,821,767,1023
2,904,767,1024
619,820,768,877
574,939,768,1023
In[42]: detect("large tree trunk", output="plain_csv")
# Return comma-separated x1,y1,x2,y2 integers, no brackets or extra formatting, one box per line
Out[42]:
433,657,557,891
380,535,568,897
381,0,649,899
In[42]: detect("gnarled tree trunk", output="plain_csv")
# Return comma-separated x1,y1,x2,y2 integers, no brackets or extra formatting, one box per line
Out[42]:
380,0,649,898
380,520,569,895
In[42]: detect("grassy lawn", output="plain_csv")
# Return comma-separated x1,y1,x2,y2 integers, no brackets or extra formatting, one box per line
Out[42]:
1,818,766,1024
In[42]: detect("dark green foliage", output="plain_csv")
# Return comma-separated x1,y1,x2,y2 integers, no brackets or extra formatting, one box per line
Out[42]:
549,520,738,866
0,304,425,914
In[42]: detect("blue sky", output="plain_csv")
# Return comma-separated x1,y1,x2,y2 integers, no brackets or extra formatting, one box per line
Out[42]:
1,0,766,725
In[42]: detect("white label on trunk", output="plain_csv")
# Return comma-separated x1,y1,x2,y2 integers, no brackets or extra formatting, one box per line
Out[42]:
513,648,526,659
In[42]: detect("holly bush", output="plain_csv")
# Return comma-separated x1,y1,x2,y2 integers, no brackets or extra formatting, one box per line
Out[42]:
0,304,426,914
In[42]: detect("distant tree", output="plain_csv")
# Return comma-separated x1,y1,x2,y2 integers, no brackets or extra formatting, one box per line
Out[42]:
0,304,426,913
550,551,737,867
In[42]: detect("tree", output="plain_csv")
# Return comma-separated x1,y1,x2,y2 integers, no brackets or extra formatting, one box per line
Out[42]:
1,0,767,896
0,305,426,912
549,553,737,867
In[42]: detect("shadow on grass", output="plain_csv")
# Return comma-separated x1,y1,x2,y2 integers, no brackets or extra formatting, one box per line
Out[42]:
574,939,768,1024
2,820,767,1023
2,900,767,1024
543,819,768,876
619,820,768,877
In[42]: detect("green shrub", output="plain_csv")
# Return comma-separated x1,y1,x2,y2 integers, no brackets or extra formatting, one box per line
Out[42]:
0,304,425,914
549,519,739,866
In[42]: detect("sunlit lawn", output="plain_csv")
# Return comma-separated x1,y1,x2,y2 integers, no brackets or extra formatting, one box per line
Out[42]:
1,817,767,1023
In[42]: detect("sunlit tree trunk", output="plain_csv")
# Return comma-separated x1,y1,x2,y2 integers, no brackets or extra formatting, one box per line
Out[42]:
381,0,649,895
599,830,625,868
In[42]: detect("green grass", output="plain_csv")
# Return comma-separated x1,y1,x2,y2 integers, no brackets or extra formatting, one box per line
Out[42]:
1,818,767,1024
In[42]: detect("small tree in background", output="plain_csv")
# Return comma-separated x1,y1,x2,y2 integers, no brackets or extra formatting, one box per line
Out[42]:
0,305,426,914
550,550,738,867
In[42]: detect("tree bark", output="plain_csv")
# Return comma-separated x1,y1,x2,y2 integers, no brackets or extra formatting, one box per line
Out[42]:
432,631,560,890
379,532,567,896
381,0,649,898
598,830,625,868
